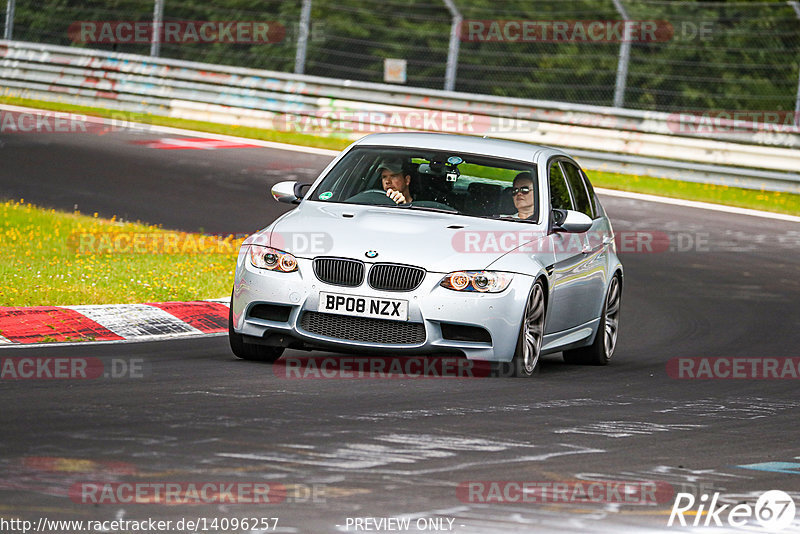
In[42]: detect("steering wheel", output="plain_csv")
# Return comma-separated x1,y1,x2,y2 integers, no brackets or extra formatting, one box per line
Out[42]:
345,189,399,206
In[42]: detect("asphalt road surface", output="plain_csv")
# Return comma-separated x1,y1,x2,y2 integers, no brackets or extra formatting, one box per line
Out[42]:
2,111,800,533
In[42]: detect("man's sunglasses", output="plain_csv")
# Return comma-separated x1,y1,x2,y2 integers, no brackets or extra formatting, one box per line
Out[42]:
511,186,532,195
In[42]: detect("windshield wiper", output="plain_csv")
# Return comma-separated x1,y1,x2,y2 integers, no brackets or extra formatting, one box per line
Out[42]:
393,205,459,214
479,215,540,223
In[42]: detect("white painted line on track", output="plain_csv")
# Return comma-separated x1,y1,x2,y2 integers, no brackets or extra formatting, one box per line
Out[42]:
595,187,800,222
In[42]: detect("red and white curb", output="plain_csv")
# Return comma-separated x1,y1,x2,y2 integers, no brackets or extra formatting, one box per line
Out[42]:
130,138,260,150
0,299,229,345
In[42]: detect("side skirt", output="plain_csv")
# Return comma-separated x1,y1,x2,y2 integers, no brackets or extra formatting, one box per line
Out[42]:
541,318,601,355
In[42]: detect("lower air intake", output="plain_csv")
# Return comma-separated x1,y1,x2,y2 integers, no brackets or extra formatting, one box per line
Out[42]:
300,312,425,344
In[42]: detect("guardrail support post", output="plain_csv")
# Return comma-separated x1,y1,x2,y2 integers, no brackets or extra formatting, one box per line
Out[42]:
795,68,800,127
791,2,800,126
611,0,631,108
150,0,165,57
294,0,312,74
442,0,461,92
4,0,14,40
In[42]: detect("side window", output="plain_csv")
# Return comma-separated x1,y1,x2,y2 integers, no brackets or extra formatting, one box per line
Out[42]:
580,168,604,218
549,160,573,211
561,161,593,218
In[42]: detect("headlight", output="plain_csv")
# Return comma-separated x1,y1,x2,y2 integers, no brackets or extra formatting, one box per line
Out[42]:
440,271,513,293
249,245,298,272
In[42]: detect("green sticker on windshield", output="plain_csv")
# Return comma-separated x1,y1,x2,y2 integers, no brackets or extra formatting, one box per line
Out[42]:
319,191,333,200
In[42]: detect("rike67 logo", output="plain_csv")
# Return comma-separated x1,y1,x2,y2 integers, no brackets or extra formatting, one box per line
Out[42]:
668,490,796,531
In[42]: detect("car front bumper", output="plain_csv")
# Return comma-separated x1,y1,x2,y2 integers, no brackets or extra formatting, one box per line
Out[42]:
232,257,534,362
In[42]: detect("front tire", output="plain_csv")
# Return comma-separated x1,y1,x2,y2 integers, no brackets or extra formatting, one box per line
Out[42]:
563,273,621,366
228,299,284,363
495,279,546,378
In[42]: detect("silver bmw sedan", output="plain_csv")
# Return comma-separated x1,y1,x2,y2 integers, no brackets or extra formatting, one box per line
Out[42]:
229,133,622,377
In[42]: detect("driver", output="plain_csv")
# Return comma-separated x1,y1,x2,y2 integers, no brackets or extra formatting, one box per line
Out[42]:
378,158,413,204
508,171,536,220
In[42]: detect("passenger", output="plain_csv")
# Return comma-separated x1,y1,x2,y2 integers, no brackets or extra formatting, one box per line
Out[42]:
508,171,536,219
378,159,413,204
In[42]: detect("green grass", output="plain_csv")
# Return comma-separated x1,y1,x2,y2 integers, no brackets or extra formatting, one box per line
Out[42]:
0,199,239,306
1,95,798,216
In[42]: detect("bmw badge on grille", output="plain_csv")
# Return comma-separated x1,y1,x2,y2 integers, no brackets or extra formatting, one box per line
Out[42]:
365,250,378,258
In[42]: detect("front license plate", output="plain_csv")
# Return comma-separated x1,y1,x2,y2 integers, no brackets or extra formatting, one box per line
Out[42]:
318,292,408,321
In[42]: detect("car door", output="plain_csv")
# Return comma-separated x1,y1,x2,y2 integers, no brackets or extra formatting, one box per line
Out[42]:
543,158,598,333
561,159,609,323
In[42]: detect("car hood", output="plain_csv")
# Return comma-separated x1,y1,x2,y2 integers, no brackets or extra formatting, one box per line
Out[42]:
254,201,547,273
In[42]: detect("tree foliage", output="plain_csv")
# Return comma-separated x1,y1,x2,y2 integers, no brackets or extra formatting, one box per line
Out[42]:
9,0,800,111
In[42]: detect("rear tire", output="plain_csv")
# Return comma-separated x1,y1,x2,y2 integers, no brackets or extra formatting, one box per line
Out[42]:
563,274,621,366
228,298,284,363
494,279,546,378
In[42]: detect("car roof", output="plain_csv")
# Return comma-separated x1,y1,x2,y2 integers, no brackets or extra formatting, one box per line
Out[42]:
351,132,570,163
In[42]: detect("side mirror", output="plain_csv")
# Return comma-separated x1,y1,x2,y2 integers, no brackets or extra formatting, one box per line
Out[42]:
271,181,310,204
553,209,592,233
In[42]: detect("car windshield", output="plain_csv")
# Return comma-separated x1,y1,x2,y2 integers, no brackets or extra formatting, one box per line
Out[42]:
309,146,539,221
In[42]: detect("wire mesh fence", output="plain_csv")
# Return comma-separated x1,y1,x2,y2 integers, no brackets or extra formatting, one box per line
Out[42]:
3,0,800,114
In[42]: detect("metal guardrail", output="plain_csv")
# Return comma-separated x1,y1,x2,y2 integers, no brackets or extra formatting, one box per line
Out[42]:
2,39,799,193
